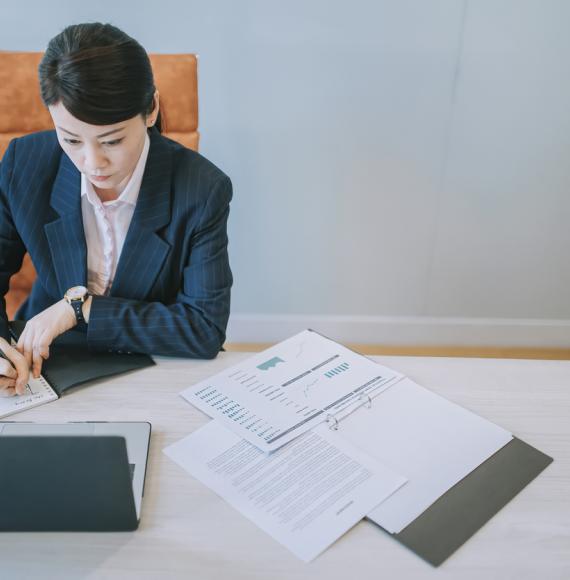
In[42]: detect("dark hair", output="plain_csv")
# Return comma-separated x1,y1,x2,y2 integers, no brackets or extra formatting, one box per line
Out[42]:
39,22,162,132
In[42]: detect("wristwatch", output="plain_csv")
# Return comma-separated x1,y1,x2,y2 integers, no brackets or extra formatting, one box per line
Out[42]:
64,285,89,324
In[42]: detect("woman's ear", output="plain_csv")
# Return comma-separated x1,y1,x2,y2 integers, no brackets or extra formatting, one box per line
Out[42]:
146,90,160,127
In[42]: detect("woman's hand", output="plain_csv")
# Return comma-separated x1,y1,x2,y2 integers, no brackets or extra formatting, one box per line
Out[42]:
16,299,77,378
0,337,29,396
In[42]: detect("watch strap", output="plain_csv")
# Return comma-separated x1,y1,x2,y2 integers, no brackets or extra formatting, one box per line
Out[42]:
69,299,86,324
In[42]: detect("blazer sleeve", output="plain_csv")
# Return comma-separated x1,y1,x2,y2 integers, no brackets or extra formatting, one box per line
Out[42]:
86,175,233,358
0,140,27,341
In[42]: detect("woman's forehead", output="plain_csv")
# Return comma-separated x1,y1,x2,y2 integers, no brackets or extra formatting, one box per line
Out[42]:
48,102,141,136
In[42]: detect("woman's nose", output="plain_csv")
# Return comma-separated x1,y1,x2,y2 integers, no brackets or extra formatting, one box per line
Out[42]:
83,146,108,172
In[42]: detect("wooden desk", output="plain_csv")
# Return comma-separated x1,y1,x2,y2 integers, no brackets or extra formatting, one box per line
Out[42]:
1,353,568,579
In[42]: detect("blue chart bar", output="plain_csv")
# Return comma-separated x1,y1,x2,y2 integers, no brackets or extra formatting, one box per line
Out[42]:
325,362,350,378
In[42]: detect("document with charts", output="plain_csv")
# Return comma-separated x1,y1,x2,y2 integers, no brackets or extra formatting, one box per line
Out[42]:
180,329,403,452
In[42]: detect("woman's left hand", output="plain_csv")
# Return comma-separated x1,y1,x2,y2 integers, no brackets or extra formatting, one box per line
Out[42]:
16,300,77,378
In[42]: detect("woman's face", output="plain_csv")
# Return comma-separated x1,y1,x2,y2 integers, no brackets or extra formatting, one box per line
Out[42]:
49,102,156,199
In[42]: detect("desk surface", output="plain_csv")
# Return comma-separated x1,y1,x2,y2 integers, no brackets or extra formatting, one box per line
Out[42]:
1,352,568,579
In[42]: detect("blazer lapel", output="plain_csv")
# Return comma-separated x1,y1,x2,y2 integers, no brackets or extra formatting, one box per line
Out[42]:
110,130,172,300
44,153,87,296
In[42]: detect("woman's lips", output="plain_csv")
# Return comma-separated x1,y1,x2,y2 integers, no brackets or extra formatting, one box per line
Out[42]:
91,175,111,182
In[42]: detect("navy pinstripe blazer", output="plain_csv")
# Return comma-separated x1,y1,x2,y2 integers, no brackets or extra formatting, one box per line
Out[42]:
0,128,232,358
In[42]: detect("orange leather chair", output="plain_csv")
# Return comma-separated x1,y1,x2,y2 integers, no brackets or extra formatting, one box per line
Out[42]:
0,52,199,319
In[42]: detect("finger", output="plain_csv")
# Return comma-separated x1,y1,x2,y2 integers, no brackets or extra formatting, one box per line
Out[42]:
1,342,30,395
15,373,29,396
16,327,26,353
32,331,52,379
0,359,18,379
16,325,33,367
0,377,17,388
22,333,34,372
32,346,45,379
37,330,51,361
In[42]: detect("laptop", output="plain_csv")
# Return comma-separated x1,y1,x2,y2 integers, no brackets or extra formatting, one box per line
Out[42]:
0,421,151,531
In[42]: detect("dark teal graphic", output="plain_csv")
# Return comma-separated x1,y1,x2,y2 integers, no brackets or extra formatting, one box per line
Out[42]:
325,362,350,378
257,357,285,371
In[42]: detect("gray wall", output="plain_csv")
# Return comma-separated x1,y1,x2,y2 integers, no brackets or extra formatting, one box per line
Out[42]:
2,0,570,344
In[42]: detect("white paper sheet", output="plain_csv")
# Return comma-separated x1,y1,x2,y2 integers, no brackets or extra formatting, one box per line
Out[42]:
180,329,403,452
164,421,407,562
336,377,513,533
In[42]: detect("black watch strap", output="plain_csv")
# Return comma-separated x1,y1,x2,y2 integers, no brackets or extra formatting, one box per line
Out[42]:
70,299,86,324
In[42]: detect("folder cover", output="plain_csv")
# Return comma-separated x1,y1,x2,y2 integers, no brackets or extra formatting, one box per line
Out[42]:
371,436,553,566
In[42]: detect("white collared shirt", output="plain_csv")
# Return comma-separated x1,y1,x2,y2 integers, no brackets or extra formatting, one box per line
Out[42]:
81,133,150,296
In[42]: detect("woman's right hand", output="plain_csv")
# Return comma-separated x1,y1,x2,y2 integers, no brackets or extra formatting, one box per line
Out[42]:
0,337,29,397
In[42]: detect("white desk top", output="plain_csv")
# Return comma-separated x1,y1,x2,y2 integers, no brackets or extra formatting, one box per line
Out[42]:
1,352,568,579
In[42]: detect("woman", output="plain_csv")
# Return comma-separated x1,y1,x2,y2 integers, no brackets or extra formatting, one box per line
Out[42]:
0,23,233,396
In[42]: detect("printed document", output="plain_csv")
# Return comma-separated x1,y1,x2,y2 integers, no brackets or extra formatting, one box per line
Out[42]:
180,330,403,452
164,420,407,562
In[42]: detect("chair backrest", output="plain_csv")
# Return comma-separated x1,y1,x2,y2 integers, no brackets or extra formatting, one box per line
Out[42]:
0,51,199,319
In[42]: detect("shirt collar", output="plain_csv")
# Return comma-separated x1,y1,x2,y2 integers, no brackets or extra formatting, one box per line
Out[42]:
81,132,151,208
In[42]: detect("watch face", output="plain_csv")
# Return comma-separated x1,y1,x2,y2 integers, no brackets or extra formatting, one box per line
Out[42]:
66,285,88,300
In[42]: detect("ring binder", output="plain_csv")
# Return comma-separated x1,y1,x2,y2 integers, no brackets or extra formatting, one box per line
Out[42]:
326,414,339,431
324,376,406,431
327,391,375,430
360,393,372,408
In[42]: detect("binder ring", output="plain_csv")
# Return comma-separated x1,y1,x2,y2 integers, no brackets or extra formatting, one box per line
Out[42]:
326,414,339,431
359,393,372,409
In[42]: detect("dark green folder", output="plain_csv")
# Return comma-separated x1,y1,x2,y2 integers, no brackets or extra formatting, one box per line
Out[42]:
368,436,553,566
9,321,155,395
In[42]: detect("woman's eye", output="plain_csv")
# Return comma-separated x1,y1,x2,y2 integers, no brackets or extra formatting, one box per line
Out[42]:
64,138,81,145
103,138,124,146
